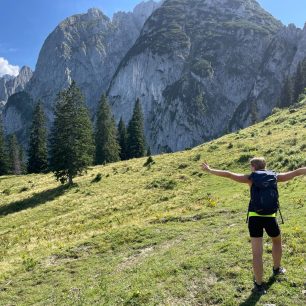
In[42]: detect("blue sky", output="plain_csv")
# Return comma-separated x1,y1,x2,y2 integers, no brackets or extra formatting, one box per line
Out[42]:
0,0,305,76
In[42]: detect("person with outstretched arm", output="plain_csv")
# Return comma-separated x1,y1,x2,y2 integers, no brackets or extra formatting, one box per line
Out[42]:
201,157,306,294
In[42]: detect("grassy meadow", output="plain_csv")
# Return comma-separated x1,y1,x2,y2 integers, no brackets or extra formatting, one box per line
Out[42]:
0,101,305,305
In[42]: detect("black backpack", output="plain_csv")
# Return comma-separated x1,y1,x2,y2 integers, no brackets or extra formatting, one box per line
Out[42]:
246,170,284,223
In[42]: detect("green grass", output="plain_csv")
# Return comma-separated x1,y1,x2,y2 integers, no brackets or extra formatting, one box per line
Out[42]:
0,101,305,305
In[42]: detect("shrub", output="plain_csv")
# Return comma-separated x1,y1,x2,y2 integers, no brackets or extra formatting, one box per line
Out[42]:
3,189,11,195
91,173,102,183
208,144,219,152
272,107,281,114
147,178,177,190
284,138,297,146
193,154,201,161
300,144,306,151
22,256,37,271
237,153,253,163
178,163,188,169
144,156,155,167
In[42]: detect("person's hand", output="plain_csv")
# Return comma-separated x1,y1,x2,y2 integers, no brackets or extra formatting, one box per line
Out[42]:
201,162,211,172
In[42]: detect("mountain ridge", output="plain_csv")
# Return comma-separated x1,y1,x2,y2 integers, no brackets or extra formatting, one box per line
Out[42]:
2,0,306,154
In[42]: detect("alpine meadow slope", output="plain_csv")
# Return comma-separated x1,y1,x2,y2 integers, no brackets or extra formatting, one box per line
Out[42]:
0,100,305,305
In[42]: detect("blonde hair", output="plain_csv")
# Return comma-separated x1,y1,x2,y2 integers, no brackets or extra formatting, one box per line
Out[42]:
250,157,266,170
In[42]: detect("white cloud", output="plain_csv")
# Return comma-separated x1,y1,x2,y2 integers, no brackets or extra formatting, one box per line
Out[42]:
0,57,19,77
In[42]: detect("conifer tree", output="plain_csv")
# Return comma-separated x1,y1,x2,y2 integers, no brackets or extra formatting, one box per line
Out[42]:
279,77,293,108
95,94,120,164
27,102,48,173
7,134,23,175
127,98,146,159
293,61,304,103
49,81,94,185
0,117,8,175
147,146,151,157
293,58,306,103
117,117,128,161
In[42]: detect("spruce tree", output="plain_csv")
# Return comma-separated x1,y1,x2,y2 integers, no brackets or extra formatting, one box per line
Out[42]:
0,117,8,175
293,61,304,103
279,77,293,108
117,117,128,161
147,146,151,157
95,94,120,164
127,98,146,159
27,102,48,173
7,134,23,175
49,81,94,185
293,58,306,103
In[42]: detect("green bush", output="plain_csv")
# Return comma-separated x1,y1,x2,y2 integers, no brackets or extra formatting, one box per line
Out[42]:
91,173,102,183
147,178,177,190
22,256,37,272
19,187,29,193
193,154,201,161
178,163,188,169
237,153,254,163
144,156,155,167
3,189,11,195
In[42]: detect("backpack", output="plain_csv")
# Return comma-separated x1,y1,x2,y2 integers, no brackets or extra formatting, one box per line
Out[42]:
246,170,284,223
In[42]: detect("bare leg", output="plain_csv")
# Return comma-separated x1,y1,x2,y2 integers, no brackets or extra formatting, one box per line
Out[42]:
251,237,263,285
272,235,282,269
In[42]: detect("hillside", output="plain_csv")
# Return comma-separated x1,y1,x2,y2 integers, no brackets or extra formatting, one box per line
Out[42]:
0,100,305,305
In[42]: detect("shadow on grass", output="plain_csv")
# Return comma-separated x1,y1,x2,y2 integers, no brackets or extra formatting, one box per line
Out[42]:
239,276,277,306
0,185,69,216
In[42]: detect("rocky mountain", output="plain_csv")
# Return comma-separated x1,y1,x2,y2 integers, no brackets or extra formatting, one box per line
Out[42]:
0,66,32,109
3,0,160,139
108,0,306,153
24,1,160,121
3,0,306,154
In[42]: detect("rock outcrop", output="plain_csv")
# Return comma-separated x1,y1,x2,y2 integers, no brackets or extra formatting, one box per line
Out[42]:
0,66,32,107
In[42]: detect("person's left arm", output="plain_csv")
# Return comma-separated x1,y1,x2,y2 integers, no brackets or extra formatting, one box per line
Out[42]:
277,167,306,182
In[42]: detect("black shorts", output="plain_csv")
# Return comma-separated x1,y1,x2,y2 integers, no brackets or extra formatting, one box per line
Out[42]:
248,217,280,238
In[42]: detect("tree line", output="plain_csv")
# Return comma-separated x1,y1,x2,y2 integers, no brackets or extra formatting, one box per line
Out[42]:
0,81,148,184
278,57,306,108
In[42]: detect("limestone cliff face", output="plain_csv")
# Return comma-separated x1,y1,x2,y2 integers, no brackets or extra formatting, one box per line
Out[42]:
3,1,160,138
229,24,305,130
0,66,32,106
108,0,306,153
2,92,34,143
26,1,160,115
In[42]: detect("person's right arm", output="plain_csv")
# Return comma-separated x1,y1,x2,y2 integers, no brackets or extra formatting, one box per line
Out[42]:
277,167,306,182
201,162,251,185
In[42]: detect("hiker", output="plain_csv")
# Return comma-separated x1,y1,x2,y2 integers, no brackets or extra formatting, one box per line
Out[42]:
201,157,306,294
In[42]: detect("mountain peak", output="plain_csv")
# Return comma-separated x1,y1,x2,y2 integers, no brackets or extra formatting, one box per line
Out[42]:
133,0,161,15
19,66,32,74
87,8,104,18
